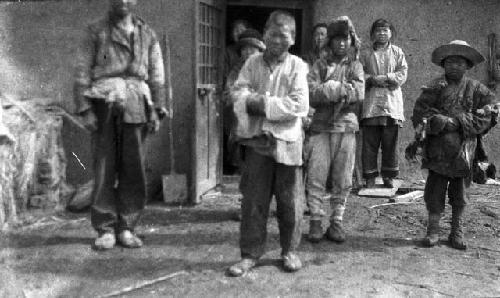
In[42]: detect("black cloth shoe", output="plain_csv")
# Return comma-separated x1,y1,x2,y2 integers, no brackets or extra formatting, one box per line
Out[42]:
325,220,346,243
308,220,323,243
449,206,467,250
383,178,394,188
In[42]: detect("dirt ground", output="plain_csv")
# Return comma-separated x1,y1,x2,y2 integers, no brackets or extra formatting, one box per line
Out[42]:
0,178,499,298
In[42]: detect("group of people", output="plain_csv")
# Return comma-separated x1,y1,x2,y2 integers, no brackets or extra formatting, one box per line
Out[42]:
224,12,497,276
75,0,497,277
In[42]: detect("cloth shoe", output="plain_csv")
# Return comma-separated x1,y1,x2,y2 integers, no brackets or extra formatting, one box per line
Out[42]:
93,232,116,250
423,213,440,247
118,230,143,248
308,220,323,243
449,206,467,250
325,220,346,243
282,252,302,272
383,178,394,188
227,258,257,277
365,178,376,188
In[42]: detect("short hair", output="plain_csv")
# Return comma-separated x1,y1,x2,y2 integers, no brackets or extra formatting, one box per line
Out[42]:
264,10,296,39
231,19,251,31
312,23,328,34
370,18,396,39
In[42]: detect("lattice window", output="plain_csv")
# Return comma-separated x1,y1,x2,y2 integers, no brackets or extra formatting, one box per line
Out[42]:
198,2,222,85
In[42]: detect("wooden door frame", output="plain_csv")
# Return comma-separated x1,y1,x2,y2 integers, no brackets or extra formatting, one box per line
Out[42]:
191,0,226,204
226,0,314,55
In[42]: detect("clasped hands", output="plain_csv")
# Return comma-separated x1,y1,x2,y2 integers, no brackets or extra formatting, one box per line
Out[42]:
367,75,398,91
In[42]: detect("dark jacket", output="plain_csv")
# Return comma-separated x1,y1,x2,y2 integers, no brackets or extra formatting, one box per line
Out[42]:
412,76,497,177
307,56,365,133
75,14,165,122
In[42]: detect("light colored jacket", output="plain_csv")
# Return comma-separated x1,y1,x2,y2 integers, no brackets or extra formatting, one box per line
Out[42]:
231,53,309,142
360,44,407,121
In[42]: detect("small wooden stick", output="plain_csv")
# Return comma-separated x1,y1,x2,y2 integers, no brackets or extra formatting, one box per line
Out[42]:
369,202,420,209
394,281,454,297
100,271,188,297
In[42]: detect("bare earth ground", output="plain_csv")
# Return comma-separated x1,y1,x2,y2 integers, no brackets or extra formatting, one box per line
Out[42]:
0,179,499,298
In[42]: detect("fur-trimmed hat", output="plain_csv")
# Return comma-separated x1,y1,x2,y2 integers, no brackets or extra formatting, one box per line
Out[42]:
431,40,485,67
236,29,266,52
326,16,361,59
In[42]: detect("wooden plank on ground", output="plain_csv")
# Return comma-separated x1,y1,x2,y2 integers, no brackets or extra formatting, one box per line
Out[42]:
358,178,403,198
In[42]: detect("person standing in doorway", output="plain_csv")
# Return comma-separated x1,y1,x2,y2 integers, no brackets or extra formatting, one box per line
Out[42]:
228,10,309,276
306,16,364,244
224,29,266,174
74,0,168,250
303,22,328,68
360,19,408,188
224,19,251,81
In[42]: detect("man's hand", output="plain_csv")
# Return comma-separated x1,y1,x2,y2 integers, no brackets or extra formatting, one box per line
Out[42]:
79,110,98,132
246,94,266,116
156,107,171,120
371,75,389,88
147,111,161,133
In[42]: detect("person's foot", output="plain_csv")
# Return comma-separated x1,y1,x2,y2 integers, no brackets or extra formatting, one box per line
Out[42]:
118,230,143,248
227,258,257,277
93,232,116,250
282,252,302,272
308,220,323,243
422,213,440,247
449,206,467,250
325,221,346,243
383,178,394,188
422,233,439,247
365,178,376,188
448,233,467,250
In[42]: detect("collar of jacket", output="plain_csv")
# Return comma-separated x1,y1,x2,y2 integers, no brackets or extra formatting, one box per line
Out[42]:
107,13,145,51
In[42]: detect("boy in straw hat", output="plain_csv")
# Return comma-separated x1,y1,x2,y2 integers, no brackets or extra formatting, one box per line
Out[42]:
305,16,364,243
412,40,497,249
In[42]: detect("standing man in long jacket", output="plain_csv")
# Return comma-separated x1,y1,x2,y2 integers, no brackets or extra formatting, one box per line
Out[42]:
74,0,168,250
412,40,497,250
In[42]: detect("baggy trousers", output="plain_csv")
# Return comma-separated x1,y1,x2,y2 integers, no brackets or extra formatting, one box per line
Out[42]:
91,102,148,234
306,132,356,221
239,147,304,259
424,170,467,214
362,125,399,179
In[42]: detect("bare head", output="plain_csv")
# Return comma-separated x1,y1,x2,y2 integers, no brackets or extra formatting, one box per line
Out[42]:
231,19,251,43
312,23,328,49
263,10,296,57
109,0,137,18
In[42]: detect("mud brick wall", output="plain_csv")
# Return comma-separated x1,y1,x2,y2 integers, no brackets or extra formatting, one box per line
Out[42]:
0,0,195,198
313,0,500,180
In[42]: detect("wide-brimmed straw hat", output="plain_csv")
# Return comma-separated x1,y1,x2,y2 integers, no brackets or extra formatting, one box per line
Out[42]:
236,29,266,52
431,40,485,67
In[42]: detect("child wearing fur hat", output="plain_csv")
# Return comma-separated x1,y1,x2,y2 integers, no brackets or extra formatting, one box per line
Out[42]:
305,16,365,243
360,19,408,188
412,40,497,249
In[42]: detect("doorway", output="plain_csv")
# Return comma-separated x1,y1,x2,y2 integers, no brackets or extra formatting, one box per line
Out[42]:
225,4,303,56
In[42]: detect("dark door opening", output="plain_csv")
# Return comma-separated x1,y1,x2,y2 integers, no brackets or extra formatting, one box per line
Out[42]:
225,5,303,56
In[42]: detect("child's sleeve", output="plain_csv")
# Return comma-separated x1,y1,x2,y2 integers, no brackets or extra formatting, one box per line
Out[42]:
265,59,309,122
344,61,365,103
307,60,345,106
386,47,408,87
